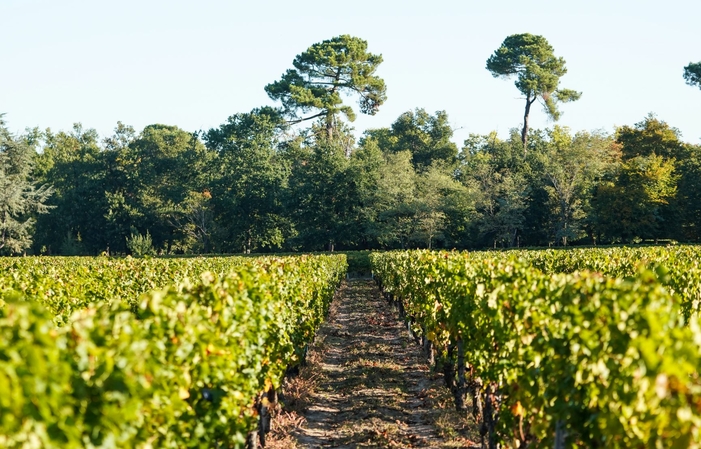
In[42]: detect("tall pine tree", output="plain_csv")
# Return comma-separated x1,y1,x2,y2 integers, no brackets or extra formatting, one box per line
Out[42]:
0,116,54,254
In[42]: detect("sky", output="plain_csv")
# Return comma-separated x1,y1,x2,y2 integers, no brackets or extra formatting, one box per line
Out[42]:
1,0,700,146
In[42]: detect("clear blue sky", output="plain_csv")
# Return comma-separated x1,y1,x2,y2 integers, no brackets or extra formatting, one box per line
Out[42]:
2,0,700,145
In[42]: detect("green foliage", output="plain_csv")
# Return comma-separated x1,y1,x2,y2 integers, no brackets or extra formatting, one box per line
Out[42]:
0,298,82,448
59,232,87,256
616,114,685,160
33,124,107,255
33,122,214,255
486,33,581,146
205,108,290,253
581,115,686,244
371,248,701,448
412,165,468,249
265,35,386,137
675,144,701,241
0,116,54,255
370,109,459,171
6,34,701,253
523,246,701,319
535,127,618,245
349,136,471,250
341,250,372,272
0,254,347,447
284,131,356,250
120,124,214,252
166,190,217,254
126,230,156,256
364,150,417,248
684,62,701,90
593,154,678,242
460,135,529,247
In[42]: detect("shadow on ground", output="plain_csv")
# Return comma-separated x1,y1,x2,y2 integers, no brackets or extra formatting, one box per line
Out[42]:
277,280,479,449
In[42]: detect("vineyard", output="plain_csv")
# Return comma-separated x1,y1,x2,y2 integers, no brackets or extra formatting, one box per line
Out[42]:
371,246,701,448
0,255,346,448
2,247,701,448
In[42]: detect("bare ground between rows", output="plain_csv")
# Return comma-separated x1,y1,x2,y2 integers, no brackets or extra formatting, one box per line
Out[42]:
268,280,480,449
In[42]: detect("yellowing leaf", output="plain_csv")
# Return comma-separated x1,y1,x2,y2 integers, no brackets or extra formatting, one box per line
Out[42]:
178,387,190,400
511,401,524,417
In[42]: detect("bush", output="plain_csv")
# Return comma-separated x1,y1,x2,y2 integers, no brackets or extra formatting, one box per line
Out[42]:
126,230,155,257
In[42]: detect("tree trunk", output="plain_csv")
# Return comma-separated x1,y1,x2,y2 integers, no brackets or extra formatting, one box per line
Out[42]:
245,430,258,449
554,420,567,449
423,335,435,366
326,122,333,140
521,95,535,152
484,383,499,449
455,339,467,411
326,114,334,141
442,344,456,392
471,375,483,421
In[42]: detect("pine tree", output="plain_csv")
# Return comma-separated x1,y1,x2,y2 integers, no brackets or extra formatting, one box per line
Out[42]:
0,115,54,254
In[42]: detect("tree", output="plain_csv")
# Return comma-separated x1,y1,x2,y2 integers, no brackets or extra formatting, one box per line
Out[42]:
606,115,687,242
412,164,469,249
362,149,417,249
460,131,530,247
117,124,212,253
486,33,581,149
344,137,386,248
592,154,677,243
164,190,216,253
265,35,387,139
675,144,701,241
534,127,618,245
683,62,701,90
205,107,290,253
0,116,54,254
468,153,528,248
32,124,105,254
368,109,458,171
284,124,357,251
615,114,685,160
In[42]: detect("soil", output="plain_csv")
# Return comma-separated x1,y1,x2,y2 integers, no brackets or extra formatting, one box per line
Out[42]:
268,280,480,449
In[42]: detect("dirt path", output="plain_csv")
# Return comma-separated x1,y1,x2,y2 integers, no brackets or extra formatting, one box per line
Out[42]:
277,280,478,449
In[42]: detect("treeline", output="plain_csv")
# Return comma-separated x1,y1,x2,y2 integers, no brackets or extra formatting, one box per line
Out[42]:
1,34,700,255
2,110,700,256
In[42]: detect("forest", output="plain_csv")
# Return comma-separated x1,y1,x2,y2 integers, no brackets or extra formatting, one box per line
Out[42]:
2,34,701,256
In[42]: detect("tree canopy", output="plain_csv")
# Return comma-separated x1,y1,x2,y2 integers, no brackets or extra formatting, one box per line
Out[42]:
486,33,581,148
362,109,458,171
684,62,701,90
615,114,685,160
0,116,53,254
265,35,387,139
4,34,701,253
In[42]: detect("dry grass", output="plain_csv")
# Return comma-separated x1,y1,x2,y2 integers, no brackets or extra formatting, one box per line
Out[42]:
265,409,305,449
265,280,480,448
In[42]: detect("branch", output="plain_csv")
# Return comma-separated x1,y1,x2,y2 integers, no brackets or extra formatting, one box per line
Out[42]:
311,81,351,86
285,111,327,125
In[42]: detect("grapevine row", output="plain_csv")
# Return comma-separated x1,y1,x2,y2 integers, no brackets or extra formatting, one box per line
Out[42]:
371,250,701,448
0,254,346,448
520,246,701,319
0,256,257,325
